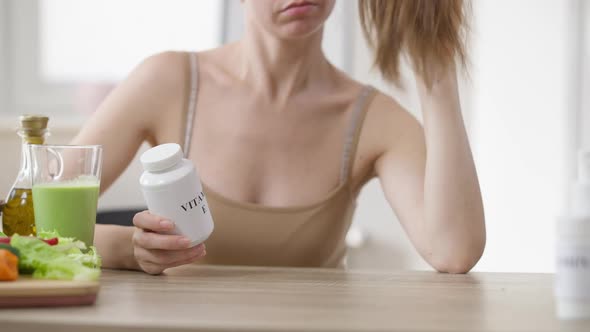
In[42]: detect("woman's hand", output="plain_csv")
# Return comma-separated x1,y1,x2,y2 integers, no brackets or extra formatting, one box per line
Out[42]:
132,211,206,275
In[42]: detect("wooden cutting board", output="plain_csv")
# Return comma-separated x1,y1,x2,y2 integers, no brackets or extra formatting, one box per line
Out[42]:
0,277,100,308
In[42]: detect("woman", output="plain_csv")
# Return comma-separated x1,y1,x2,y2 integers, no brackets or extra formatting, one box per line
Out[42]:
73,0,485,274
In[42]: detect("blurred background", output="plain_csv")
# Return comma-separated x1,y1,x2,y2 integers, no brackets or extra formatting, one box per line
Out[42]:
0,0,587,272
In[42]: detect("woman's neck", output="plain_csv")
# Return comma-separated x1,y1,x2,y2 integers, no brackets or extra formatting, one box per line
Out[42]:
237,22,334,104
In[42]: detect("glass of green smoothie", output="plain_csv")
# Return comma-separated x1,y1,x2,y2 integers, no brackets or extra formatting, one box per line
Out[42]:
29,145,102,246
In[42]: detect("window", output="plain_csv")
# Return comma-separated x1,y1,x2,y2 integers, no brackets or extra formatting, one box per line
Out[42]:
0,0,224,119
40,0,222,82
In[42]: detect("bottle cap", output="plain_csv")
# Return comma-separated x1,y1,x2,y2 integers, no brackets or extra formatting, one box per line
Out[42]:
20,115,49,130
140,143,184,172
18,115,49,144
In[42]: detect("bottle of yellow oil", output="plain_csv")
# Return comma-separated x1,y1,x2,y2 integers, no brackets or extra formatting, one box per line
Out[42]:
2,115,49,236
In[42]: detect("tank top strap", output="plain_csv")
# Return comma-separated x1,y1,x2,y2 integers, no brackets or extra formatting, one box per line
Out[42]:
339,85,377,185
183,52,199,158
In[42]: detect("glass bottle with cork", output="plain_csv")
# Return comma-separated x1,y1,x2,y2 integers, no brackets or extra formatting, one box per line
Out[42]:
2,115,49,236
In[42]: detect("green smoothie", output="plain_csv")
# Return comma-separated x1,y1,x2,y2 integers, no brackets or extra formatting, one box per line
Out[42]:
32,180,100,246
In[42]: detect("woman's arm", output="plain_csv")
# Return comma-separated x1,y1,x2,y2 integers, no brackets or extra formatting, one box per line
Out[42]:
70,52,188,270
358,0,482,273
374,68,485,273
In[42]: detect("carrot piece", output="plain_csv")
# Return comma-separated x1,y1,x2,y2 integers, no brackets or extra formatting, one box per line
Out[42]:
0,249,19,281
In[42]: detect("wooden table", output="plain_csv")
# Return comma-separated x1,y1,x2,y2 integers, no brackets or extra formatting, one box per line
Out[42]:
0,265,588,332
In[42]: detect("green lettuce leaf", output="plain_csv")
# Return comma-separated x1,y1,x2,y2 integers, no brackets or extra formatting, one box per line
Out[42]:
37,230,101,268
31,257,100,281
9,234,101,281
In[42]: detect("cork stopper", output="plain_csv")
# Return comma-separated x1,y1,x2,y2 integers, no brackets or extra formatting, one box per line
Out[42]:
18,115,49,144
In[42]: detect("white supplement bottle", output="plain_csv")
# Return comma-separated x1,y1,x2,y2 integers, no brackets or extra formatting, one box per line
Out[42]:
139,143,214,246
556,149,590,319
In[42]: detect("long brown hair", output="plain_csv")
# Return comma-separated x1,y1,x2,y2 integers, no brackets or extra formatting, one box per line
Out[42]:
359,0,469,88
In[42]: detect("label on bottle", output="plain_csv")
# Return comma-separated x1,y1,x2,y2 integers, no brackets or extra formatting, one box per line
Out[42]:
141,170,214,245
180,191,208,215
555,243,590,298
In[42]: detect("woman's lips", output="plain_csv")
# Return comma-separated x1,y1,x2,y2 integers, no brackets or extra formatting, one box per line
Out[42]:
281,2,318,16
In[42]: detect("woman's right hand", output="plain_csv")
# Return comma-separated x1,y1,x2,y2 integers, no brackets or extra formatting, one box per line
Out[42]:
132,211,206,275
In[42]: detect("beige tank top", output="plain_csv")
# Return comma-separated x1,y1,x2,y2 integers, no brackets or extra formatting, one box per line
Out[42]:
183,53,376,268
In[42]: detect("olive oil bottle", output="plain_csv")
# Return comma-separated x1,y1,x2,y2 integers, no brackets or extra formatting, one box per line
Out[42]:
2,115,49,236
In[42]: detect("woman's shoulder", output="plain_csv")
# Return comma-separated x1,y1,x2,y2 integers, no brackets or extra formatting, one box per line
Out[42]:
133,47,233,88
335,71,411,121
358,86,423,161
131,51,189,92
112,51,190,115
365,87,421,130
92,51,190,120
98,51,193,144
364,87,405,115
329,69,420,138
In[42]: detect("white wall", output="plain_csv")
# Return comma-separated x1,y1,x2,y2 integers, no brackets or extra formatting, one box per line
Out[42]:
470,0,576,272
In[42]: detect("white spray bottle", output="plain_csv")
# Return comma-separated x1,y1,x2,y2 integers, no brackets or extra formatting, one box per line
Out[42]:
556,149,590,319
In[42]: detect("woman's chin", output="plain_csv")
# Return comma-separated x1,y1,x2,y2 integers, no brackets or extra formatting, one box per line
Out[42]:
277,22,323,40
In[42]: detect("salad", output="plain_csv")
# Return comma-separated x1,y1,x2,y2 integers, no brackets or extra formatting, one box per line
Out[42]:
0,230,101,282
